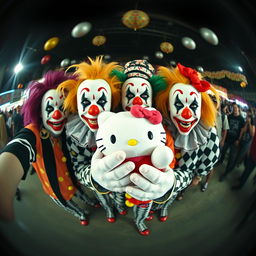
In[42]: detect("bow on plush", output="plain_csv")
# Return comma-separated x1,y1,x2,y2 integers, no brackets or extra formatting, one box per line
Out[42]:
177,63,211,92
130,105,162,124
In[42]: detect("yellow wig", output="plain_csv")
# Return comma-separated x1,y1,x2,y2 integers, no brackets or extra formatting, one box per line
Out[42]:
155,66,219,129
57,56,121,113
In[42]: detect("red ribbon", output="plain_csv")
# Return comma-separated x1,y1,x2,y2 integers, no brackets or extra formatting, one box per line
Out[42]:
130,105,162,124
177,63,211,92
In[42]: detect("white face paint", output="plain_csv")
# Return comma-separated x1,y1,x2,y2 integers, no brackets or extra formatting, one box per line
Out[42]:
169,83,201,135
122,77,152,111
77,79,111,132
41,89,66,136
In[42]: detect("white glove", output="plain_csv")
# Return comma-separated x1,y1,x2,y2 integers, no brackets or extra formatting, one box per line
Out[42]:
125,165,175,201
91,149,135,192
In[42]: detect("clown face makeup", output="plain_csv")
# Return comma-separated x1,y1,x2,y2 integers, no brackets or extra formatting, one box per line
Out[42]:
77,79,111,132
122,77,152,111
41,89,66,136
169,83,201,135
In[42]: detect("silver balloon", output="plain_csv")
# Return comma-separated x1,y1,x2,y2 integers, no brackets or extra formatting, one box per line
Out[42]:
200,27,218,45
155,51,164,59
170,60,176,67
196,66,204,72
60,58,70,67
104,55,111,60
71,22,92,38
143,56,149,60
70,59,77,64
181,37,196,50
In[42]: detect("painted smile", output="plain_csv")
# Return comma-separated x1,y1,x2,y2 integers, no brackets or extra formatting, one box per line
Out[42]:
47,119,66,131
81,115,98,130
173,117,198,133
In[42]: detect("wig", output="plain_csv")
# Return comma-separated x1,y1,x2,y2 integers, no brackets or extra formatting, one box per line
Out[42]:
111,68,167,96
57,56,122,114
155,65,219,128
21,70,75,128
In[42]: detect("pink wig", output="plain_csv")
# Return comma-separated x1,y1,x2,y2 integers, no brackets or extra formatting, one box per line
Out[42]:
21,70,75,128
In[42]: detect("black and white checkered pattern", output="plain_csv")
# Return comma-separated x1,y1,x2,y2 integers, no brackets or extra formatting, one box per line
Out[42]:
176,127,220,176
66,136,94,190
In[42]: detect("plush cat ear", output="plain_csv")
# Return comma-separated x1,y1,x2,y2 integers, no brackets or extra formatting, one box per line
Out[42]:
98,111,116,126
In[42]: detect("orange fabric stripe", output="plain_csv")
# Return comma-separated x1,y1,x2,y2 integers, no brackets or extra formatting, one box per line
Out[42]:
26,124,76,200
164,127,176,168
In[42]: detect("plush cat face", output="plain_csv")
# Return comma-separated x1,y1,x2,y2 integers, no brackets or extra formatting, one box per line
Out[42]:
96,106,166,158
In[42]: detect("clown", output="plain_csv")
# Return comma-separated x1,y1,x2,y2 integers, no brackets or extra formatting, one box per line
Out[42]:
0,70,96,225
111,59,166,111
151,63,220,220
57,56,127,222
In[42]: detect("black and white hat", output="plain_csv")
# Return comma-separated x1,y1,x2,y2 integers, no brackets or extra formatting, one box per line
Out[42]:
124,59,155,80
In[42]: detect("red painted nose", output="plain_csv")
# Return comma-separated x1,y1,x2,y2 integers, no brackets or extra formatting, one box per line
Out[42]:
88,105,100,116
181,107,192,119
132,96,143,105
52,109,62,120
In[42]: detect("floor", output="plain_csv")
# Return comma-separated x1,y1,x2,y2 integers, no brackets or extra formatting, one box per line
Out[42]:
1,160,256,256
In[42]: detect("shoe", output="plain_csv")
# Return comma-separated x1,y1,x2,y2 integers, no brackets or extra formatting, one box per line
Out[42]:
107,217,116,223
201,183,208,192
159,216,168,222
146,215,153,221
139,229,150,236
80,219,89,226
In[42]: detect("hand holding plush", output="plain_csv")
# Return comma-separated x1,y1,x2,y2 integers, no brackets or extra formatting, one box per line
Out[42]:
95,105,175,206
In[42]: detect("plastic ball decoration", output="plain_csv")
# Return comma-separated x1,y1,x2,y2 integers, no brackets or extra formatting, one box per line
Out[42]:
199,27,219,46
17,83,23,89
71,22,92,38
41,55,51,65
196,66,204,72
43,37,59,51
60,58,70,68
122,10,150,31
240,81,247,88
155,51,164,59
181,37,196,50
92,35,106,46
160,42,174,54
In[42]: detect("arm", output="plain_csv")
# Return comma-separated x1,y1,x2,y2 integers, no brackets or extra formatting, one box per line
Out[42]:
0,152,24,221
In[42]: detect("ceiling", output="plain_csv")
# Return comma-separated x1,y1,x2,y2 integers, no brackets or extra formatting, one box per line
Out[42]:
0,0,256,104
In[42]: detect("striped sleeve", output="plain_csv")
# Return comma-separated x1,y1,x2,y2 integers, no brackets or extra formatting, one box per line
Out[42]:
1,128,36,178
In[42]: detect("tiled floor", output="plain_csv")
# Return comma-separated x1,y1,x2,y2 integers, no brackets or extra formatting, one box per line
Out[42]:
0,161,256,256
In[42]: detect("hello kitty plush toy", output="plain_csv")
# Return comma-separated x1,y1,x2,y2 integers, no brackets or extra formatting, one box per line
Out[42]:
96,105,174,235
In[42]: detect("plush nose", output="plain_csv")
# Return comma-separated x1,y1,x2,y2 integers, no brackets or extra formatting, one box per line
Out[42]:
132,96,143,105
181,107,192,119
88,104,100,116
127,139,138,146
52,109,62,120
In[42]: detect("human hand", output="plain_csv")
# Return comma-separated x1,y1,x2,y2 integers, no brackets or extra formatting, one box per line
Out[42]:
91,149,135,192
125,165,175,201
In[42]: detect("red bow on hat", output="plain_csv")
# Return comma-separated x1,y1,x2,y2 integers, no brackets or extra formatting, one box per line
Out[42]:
177,63,211,92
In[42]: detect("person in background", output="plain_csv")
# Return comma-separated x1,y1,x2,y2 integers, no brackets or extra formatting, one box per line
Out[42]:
231,131,256,189
219,102,245,181
6,110,13,141
12,105,24,137
201,96,229,191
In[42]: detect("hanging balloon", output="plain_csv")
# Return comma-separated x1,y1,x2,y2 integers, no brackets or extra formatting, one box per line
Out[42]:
43,37,59,51
104,55,111,60
155,51,164,59
170,60,176,67
160,42,174,54
196,66,204,72
122,10,150,31
92,35,106,46
143,56,149,60
181,37,196,50
240,81,247,88
71,22,92,38
41,55,51,65
17,83,23,89
60,58,70,68
70,59,77,64
199,27,219,46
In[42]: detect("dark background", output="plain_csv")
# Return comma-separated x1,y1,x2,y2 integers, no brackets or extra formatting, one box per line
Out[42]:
0,0,256,104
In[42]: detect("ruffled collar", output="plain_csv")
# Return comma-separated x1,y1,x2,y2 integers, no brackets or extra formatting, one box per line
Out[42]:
65,114,96,148
164,118,210,151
